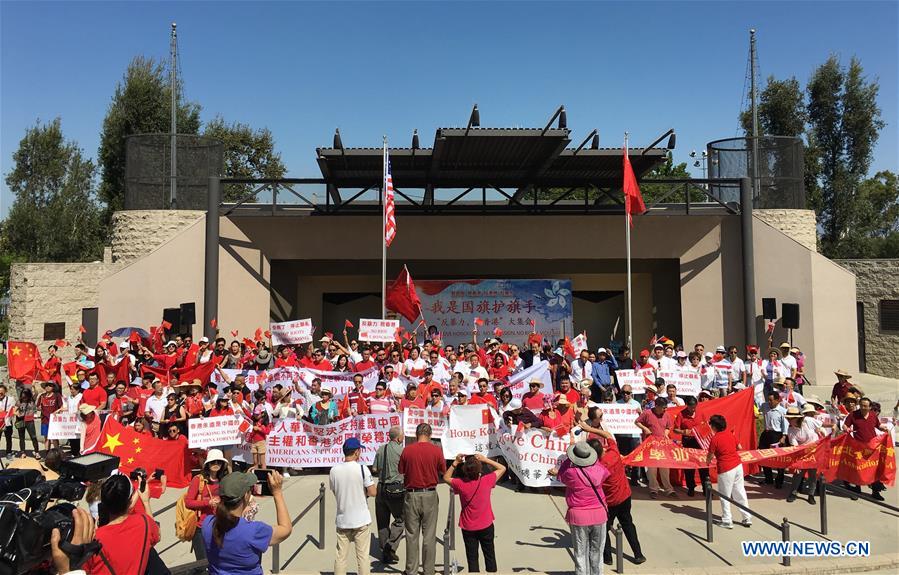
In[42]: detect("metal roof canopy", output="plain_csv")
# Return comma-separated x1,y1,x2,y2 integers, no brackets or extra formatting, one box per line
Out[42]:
316,127,668,190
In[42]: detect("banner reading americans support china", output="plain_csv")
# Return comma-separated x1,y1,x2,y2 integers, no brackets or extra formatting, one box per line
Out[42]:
400,279,574,346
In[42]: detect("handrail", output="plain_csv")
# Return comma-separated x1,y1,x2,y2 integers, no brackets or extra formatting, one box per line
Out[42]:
818,477,899,535
271,482,326,574
152,500,177,518
703,480,791,566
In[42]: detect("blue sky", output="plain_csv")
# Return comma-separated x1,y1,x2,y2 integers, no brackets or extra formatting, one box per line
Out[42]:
1,1,897,217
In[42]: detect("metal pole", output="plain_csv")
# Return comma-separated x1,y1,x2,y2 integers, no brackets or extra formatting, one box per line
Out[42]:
819,477,828,535
272,541,280,574
750,29,761,199
203,177,220,342
382,137,387,320
319,482,326,549
740,177,757,349
705,480,714,543
614,525,624,574
443,526,451,575
624,133,633,353
781,518,791,566
170,22,178,208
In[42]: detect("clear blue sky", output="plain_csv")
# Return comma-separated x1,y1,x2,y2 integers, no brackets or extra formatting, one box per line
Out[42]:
2,1,897,217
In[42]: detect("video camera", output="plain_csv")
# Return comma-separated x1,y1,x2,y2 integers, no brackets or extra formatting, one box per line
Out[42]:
0,453,119,575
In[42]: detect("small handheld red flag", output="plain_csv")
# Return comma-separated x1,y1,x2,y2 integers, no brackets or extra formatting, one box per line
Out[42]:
481,407,494,425
231,330,239,337
161,320,172,330
493,327,503,338
474,317,484,326
337,395,352,419
325,331,334,340
344,319,354,328
254,328,263,341
54,339,68,348
79,325,87,334
210,318,217,329
264,330,272,339
243,338,257,349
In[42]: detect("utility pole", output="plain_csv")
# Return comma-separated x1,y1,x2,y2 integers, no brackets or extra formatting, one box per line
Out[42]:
749,28,760,199
170,22,178,208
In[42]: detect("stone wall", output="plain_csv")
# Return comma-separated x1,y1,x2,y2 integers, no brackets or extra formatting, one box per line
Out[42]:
836,259,899,378
754,209,818,252
110,210,204,264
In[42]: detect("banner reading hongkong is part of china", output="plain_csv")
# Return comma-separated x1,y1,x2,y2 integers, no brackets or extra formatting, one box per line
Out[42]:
358,319,400,342
399,279,573,346
269,319,314,346
265,413,402,468
188,415,242,449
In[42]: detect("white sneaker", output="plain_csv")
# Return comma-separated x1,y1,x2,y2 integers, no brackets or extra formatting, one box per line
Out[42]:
713,519,734,529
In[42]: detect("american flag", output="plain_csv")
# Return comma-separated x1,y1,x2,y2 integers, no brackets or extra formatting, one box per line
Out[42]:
384,144,396,247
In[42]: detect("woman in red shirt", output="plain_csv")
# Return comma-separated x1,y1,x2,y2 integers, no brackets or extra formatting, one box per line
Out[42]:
487,354,510,384
705,414,752,528
186,449,230,560
249,412,272,470
210,396,235,417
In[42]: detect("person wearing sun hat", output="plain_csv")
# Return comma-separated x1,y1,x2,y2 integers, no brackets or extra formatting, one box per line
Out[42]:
830,369,854,404
551,441,610,575
777,342,798,379
202,469,292,574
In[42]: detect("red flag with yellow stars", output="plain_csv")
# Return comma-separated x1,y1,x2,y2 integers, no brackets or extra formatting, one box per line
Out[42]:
96,418,193,487
6,341,46,382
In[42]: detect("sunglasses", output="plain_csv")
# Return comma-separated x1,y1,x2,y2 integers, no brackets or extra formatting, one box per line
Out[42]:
623,391,632,395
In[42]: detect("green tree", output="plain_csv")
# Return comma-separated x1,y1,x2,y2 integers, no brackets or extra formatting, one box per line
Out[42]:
740,76,807,138
2,118,105,270
97,56,201,229
202,116,287,201
807,55,884,257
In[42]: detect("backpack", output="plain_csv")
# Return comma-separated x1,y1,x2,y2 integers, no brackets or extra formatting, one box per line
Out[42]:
175,477,208,541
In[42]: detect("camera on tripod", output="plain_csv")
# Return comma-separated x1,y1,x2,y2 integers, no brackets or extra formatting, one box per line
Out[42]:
0,453,119,575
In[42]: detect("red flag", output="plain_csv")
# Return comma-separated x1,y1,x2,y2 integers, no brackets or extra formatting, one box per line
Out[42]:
344,319,354,328
210,318,217,329
231,330,239,337
54,339,68,348
161,320,172,330
172,360,217,386
481,407,494,425
325,331,334,340
254,328,263,341
385,265,423,323
623,145,646,226
493,327,503,338
337,394,352,419
242,338,257,349
6,342,43,381
563,337,576,358
128,331,141,344
95,418,192,487
474,317,485,326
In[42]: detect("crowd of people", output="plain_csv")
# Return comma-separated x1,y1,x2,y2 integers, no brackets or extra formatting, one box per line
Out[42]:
3,324,896,575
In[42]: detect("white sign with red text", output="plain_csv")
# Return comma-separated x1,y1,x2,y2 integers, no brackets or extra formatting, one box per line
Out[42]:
188,415,242,449
593,403,642,435
269,319,314,346
501,360,553,401
496,423,568,487
442,405,501,459
358,319,400,342
657,370,701,397
294,366,380,398
615,369,654,394
211,369,266,391
47,412,82,440
403,407,448,439
266,414,402,468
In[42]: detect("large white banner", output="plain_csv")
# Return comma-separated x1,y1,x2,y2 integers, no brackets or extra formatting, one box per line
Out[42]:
188,415,242,449
214,365,381,400
293,366,380,398
615,368,654,393
269,319,313,345
47,412,82,440
494,360,553,400
657,370,701,397
403,407,448,439
441,405,501,459
593,403,642,435
266,414,401,468
496,423,569,487
358,319,400,342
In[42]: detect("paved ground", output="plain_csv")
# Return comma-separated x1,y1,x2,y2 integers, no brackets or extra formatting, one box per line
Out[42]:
150,467,899,575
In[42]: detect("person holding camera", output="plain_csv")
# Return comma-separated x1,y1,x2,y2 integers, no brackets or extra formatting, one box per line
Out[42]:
202,470,292,574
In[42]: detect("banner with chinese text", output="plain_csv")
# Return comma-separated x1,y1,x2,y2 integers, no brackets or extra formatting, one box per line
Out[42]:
359,319,400,342
593,403,642,435
615,369,654,394
47,412,82,440
496,423,568,487
188,415,242,449
403,407,448,439
442,405,501,459
657,370,701,396
269,319,313,345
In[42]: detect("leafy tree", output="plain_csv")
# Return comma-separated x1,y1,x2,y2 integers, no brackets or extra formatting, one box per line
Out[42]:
202,116,287,201
1,118,105,272
97,56,201,229
740,76,806,138
640,151,693,205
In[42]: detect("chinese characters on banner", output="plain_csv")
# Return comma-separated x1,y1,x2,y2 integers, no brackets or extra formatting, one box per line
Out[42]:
266,414,402,468
593,403,642,435
402,407,448,439
441,405,501,459
400,279,573,346
293,366,380,398
615,369,654,394
269,319,313,346
188,415,242,449
47,412,82,440
656,370,701,396
212,368,267,391
358,319,400,342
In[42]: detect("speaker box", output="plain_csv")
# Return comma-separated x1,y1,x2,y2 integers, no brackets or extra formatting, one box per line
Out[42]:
782,303,800,329
180,302,196,325
762,298,777,320
162,308,181,332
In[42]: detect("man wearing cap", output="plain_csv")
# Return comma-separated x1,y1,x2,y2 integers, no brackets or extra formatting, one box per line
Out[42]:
635,397,675,497
646,344,665,372
372,427,405,564
711,346,733,395
778,343,798,379
590,348,618,402
830,370,854,404
330,437,377,575
398,423,446,575
743,346,763,390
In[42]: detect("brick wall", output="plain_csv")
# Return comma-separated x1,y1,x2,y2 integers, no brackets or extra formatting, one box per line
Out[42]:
754,209,818,252
836,259,899,378
110,210,204,264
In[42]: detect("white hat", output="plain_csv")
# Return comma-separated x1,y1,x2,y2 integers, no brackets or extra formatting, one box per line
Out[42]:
457,389,470,397
676,351,687,358
508,398,523,410
596,347,608,355
165,340,176,347
715,345,726,353
204,448,229,467
199,336,209,343
319,336,331,342
653,343,664,349
704,351,713,358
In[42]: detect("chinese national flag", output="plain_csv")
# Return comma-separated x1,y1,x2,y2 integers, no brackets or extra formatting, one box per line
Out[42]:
337,394,352,419
385,265,423,323
161,320,172,330
623,146,646,226
172,360,217,386
344,319,354,328
6,342,43,381
481,407,494,425
95,418,193,487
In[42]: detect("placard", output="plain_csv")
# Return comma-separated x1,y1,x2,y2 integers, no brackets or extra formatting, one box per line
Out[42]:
403,407,448,439
269,319,313,346
499,360,553,400
358,318,400,342
266,414,401,468
496,424,568,487
593,403,642,435
47,412,82,440
614,368,654,394
657,370,701,396
442,405,501,459
188,415,242,449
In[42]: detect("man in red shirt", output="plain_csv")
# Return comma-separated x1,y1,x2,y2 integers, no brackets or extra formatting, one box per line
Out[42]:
308,348,333,371
521,379,546,410
80,373,108,409
635,397,674,497
554,375,580,405
843,397,887,442
829,369,854,404
705,414,752,528
398,423,446,575
354,346,377,372
469,378,498,408
346,373,370,415
673,396,709,496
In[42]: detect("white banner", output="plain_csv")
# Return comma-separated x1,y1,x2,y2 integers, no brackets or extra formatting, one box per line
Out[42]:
358,318,400,342
501,360,553,400
294,366,380,398
442,405,501,459
571,333,588,356
47,412,82,440
593,403,642,435
188,415,242,449
269,319,313,346
496,423,569,487
657,370,701,397
403,407,448,439
266,414,401,468
615,368,654,394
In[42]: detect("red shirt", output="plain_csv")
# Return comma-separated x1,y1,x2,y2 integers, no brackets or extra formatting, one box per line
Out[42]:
844,410,879,442
600,446,632,507
398,441,446,488
674,410,700,434
309,359,333,371
522,391,546,410
708,430,742,473
249,422,272,443
469,393,498,408
81,385,108,408
354,360,377,372
210,407,234,417
399,396,426,411
540,407,574,431
275,356,298,368
636,410,673,438
83,511,160,575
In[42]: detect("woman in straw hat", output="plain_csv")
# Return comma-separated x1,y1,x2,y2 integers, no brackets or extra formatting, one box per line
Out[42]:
785,405,823,504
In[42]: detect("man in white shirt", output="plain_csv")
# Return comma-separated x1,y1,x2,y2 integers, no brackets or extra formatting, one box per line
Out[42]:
463,353,489,386
647,344,665,371
330,437,377,575
144,380,170,422
778,343,798,378
570,350,593,385
726,346,745,390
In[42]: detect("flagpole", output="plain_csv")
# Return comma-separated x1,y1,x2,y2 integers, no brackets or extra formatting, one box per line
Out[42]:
624,132,633,354
382,136,388,320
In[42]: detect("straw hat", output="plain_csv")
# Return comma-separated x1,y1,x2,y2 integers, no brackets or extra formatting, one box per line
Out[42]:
801,404,817,416
566,442,598,467
785,406,804,419
555,395,570,406
78,404,96,415
805,396,825,409
833,369,852,379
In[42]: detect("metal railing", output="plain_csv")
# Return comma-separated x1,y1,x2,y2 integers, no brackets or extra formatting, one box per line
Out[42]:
442,492,457,575
272,482,326,574
817,477,899,535
703,480,791,567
